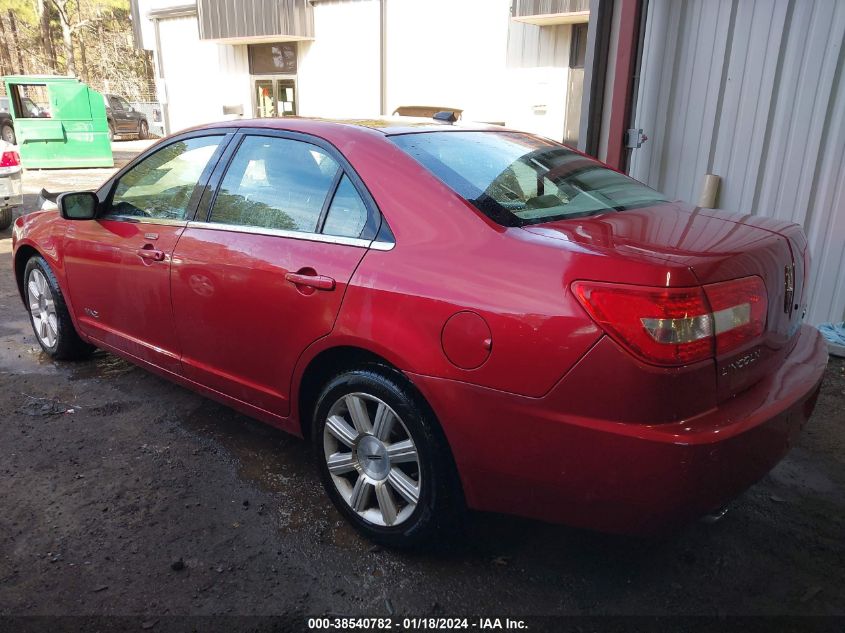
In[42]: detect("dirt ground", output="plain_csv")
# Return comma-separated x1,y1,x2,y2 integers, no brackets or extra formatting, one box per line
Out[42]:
0,159,843,621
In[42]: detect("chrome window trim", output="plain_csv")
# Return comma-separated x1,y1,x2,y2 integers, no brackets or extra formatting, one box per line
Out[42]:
369,240,395,251
100,214,188,227
185,220,395,250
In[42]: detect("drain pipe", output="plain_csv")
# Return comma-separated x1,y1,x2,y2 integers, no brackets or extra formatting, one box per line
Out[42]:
379,0,387,116
152,17,171,136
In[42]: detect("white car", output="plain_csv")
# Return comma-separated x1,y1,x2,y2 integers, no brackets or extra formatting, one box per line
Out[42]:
0,140,22,231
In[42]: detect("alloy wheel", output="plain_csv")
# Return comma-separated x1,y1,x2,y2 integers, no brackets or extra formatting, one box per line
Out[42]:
322,392,421,527
27,268,59,349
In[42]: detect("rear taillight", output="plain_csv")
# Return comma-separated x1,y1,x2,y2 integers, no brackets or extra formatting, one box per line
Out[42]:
573,276,767,366
703,276,767,355
0,150,20,167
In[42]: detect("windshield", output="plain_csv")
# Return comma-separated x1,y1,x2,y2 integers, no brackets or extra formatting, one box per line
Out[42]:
390,131,668,226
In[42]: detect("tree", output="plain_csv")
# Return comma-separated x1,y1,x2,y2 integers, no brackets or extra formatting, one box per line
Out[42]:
50,0,86,77
37,0,58,71
0,1,155,103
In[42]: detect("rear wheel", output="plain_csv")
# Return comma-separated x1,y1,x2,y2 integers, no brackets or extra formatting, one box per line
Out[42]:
0,207,12,231
312,367,463,548
1,123,15,145
107,122,115,142
138,120,148,140
24,256,95,360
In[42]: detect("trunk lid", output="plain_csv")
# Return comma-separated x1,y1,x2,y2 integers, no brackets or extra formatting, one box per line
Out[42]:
523,202,807,399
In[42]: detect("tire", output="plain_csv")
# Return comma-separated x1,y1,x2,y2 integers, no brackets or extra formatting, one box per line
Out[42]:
23,256,95,360
107,122,115,142
312,366,464,548
1,123,15,145
0,207,12,231
138,120,148,140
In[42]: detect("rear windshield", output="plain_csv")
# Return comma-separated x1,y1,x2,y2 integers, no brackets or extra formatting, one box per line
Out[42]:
390,131,668,226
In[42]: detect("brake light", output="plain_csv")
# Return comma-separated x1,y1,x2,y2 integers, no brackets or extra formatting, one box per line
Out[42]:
0,150,20,167
573,276,767,366
703,276,767,354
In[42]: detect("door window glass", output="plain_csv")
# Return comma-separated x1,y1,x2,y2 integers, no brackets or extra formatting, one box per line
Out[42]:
210,136,339,233
107,136,223,220
322,175,368,238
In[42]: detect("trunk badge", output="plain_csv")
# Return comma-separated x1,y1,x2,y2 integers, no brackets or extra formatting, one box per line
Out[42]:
784,264,795,315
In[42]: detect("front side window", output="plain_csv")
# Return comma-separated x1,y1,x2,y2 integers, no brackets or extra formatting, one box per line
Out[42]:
107,136,223,221
209,136,340,233
391,131,668,226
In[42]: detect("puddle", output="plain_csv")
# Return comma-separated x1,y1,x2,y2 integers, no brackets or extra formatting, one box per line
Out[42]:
0,339,61,375
68,351,137,381
179,400,338,537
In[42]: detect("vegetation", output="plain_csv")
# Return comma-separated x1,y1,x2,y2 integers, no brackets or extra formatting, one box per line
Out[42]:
0,0,155,101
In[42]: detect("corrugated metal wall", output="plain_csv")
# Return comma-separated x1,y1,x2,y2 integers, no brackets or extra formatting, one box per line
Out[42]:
629,0,845,325
197,0,314,40
512,0,590,18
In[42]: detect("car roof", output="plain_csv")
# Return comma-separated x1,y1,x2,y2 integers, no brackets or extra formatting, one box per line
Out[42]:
198,117,514,140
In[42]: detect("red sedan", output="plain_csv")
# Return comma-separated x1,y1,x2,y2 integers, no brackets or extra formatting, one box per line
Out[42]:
11,119,827,547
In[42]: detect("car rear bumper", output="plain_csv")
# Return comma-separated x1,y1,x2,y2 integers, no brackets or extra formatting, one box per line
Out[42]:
409,324,828,534
0,168,22,208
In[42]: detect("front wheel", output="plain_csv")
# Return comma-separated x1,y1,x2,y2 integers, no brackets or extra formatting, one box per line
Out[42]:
138,120,148,140
312,367,464,548
24,256,95,360
107,122,115,142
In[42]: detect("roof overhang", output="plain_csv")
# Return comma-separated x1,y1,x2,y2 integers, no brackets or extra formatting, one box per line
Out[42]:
512,10,590,25
147,3,197,20
200,34,313,45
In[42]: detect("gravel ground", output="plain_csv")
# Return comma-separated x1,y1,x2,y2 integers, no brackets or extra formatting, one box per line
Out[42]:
0,163,843,622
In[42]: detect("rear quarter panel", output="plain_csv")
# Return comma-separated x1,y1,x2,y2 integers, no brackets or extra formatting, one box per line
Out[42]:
319,136,697,398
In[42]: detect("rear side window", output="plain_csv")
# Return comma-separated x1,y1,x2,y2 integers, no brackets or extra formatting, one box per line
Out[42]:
210,136,339,233
322,175,368,238
390,131,668,226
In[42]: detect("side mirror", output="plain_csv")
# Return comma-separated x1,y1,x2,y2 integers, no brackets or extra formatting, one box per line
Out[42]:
58,191,98,220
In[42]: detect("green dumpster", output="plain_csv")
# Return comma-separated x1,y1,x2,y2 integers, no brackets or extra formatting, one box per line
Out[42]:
3,75,113,169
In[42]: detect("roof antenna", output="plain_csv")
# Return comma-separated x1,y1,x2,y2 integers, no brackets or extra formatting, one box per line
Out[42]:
433,111,458,124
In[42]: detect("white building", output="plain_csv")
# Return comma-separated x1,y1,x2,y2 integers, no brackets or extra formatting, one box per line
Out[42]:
130,0,589,143
131,0,845,327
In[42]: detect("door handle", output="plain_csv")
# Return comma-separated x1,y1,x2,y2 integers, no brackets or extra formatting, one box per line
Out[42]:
137,248,165,262
285,272,335,291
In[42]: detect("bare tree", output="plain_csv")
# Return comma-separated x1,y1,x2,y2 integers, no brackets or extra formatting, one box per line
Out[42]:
37,0,58,71
7,9,26,74
51,0,90,76
0,1,155,102
0,16,14,75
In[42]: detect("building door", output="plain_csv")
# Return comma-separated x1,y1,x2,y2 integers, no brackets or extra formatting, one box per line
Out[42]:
253,78,297,118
